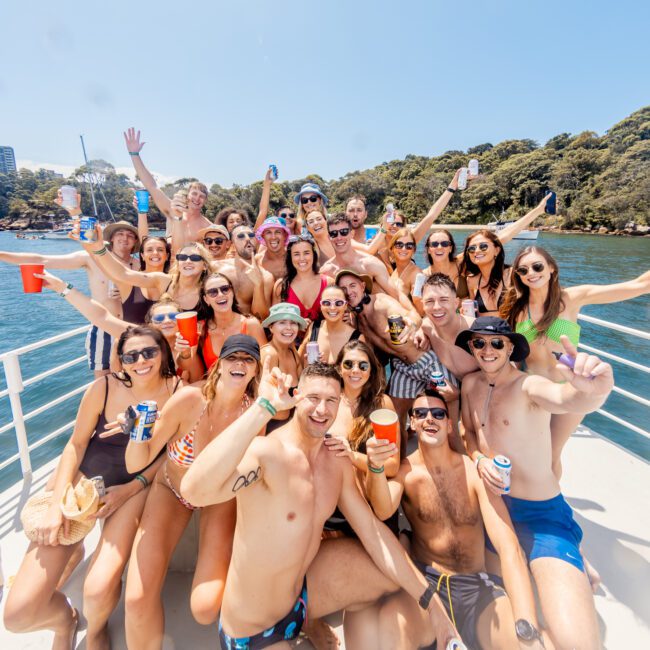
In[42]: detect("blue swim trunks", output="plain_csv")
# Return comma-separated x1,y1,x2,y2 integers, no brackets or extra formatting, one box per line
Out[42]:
218,577,308,649
487,493,584,572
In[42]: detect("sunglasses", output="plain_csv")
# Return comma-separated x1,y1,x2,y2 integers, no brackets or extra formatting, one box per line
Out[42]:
235,231,256,240
120,346,160,364
301,195,320,205
203,237,226,246
342,359,371,371
411,407,448,420
516,262,546,276
467,243,490,254
279,212,296,219
205,285,232,297
151,312,178,323
393,241,415,251
328,227,350,238
427,240,452,249
470,337,506,351
391,222,405,228
176,253,203,262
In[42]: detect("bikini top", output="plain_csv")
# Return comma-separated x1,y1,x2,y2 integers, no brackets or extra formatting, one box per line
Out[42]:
309,320,361,344
516,307,581,346
200,318,249,371
287,276,328,321
475,285,505,315
122,286,155,325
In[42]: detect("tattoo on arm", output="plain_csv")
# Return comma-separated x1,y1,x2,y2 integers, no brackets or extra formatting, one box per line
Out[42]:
232,466,262,493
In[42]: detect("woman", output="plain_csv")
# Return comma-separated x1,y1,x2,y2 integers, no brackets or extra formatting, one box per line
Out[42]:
4,328,180,650
294,182,328,231
304,211,335,264
215,207,250,233
422,229,469,298
79,224,212,312
298,285,365,364
387,228,425,312
272,235,330,321
121,335,262,648
181,273,266,382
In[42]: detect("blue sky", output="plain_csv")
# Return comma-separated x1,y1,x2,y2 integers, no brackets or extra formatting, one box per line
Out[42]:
1,0,648,186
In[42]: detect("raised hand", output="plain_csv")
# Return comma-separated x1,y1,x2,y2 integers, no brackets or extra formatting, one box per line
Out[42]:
365,435,398,469
555,335,613,395
264,167,275,183
174,332,193,360
54,189,82,217
258,356,300,412
536,192,553,213
124,127,145,155
170,190,188,219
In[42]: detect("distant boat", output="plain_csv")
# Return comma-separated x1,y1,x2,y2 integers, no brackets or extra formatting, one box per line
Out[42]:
488,219,540,240
41,224,74,240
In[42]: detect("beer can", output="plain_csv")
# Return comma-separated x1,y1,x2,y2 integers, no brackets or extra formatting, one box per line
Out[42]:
457,167,468,190
79,216,98,242
413,273,426,298
306,342,320,364
468,158,479,176
461,299,477,318
386,203,395,224
90,476,106,498
446,640,467,650
429,369,446,389
493,455,512,494
269,164,278,180
387,314,405,345
130,401,158,443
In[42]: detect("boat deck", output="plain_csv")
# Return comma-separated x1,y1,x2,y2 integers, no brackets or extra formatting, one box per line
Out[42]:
1,426,648,648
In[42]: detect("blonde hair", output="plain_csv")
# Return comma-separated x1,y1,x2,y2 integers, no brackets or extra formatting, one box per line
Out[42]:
188,181,208,197
165,242,213,298
297,197,325,230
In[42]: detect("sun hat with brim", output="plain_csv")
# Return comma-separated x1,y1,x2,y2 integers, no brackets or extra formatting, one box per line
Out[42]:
197,224,230,241
455,316,530,362
255,217,292,244
103,220,140,243
293,183,329,206
262,303,308,330
335,269,373,294
220,334,261,362
21,491,97,546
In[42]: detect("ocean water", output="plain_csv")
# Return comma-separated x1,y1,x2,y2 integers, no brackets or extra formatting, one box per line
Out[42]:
0,230,648,489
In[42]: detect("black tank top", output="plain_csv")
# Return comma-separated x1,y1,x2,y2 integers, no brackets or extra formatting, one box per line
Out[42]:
122,286,155,324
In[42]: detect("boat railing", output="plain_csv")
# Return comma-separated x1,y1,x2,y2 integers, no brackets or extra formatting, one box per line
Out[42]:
0,316,647,481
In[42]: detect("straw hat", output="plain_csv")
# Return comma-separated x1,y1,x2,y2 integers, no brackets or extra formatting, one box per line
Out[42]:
103,220,140,243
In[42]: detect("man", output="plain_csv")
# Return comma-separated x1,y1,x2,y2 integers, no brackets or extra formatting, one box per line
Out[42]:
365,389,545,650
0,213,139,378
345,195,368,244
181,362,459,650
124,128,213,247
458,317,613,649
254,216,290,281
320,213,404,302
198,224,231,261
213,223,273,320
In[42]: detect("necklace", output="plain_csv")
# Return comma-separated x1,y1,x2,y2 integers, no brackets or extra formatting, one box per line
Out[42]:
480,383,496,428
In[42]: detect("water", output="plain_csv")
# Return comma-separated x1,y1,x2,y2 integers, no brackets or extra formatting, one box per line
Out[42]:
0,230,648,489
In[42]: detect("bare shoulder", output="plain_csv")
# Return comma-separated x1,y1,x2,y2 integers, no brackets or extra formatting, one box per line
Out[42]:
461,370,481,391
260,344,279,364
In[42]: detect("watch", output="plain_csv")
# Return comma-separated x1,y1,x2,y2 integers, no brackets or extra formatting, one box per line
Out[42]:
515,619,544,646
59,282,73,297
446,187,457,193
418,582,436,611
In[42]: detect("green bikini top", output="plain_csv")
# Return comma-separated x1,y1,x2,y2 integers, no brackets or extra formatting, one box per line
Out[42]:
515,307,581,346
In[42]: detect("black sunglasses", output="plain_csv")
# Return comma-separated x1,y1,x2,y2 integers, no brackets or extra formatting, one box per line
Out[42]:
470,337,506,350
203,237,226,246
392,221,405,228
342,359,370,371
321,299,346,307
301,195,320,205
151,312,178,323
235,231,256,240
411,407,448,420
516,262,546,276
120,346,160,364
467,242,490,254
205,285,232,297
176,253,203,262
428,240,452,249
328,227,350,238
279,212,296,219
393,241,415,250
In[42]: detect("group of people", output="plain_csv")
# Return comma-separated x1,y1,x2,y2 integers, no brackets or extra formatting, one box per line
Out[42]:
2,128,649,650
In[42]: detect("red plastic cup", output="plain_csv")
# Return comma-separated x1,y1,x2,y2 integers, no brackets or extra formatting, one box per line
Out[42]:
369,409,399,447
175,311,198,346
20,264,45,293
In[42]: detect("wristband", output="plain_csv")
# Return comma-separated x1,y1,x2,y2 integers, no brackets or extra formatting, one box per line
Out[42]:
446,187,457,193
475,454,487,469
256,397,277,417
368,464,385,474
59,282,73,298
380,227,387,234
418,582,436,611
129,152,140,156
92,246,108,256
135,474,149,489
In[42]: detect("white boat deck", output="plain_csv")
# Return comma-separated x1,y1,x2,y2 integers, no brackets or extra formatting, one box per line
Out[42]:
1,426,649,648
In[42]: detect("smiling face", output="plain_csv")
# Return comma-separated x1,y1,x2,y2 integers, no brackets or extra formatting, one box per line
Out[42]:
514,251,554,290
469,333,512,373
422,283,458,327
232,226,258,260
411,394,451,448
337,275,365,308
226,212,245,232
295,375,341,438
149,304,179,339
270,319,299,345
219,352,258,387
111,229,138,256
290,241,314,274
301,193,323,215
187,187,207,212
202,231,230,259
262,227,287,253
142,238,168,270
320,286,347,322
346,199,367,229
177,245,208,278
328,221,352,253
203,275,234,313
426,231,454,264
387,213,405,236
466,234,499,266
391,234,416,262
119,334,161,380
305,211,326,237
339,348,371,391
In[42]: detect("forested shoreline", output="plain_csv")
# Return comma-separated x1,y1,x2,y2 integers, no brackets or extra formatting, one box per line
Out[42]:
1,106,648,234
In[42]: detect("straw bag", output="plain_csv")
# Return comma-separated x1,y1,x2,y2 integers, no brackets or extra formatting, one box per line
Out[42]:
20,477,99,546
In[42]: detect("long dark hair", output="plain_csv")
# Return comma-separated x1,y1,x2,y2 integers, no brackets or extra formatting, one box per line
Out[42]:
114,326,176,386
138,236,171,272
500,246,565,336
425,229,457,265
280,236,320,302
197,273,242,352
335,340,386,451
460,229,505,297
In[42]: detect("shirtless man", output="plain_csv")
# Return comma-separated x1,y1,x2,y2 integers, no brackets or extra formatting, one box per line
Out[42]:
213,224,273,320
365,389,545,650
320,214,403,302
0,204,138,377
458,317,613,649
345,196,368,244
123,128,212,246
181,362,459,650
198,224,231,261
255,216,289,281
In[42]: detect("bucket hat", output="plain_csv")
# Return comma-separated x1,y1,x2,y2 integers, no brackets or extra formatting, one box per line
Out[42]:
103,220,140,243
255,217,292,244
293,183,329,206
262,302,308,330
455,316,530,362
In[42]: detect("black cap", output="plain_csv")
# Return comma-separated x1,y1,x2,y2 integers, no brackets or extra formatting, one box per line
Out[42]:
220,334,261,361
455,316,530,362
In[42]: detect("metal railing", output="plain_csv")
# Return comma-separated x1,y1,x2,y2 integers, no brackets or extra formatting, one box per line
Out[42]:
0,315,648,480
